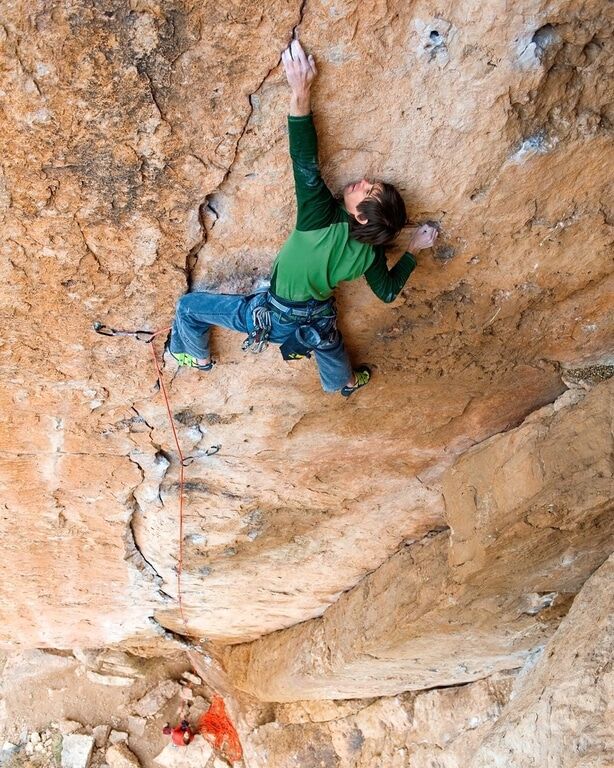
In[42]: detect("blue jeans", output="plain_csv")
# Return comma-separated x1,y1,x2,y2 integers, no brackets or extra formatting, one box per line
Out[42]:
170,292,353,392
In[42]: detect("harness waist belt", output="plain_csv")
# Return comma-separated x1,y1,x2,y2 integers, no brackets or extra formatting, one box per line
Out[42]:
267,292,333,318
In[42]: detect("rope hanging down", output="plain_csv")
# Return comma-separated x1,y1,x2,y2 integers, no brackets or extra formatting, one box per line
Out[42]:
96,322,246,763
93,321,187,627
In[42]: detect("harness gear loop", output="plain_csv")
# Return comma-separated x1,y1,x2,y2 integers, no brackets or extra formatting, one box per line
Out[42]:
242,305,271,354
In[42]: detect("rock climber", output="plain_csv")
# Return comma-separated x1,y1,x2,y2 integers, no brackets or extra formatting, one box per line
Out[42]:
169,39,438,396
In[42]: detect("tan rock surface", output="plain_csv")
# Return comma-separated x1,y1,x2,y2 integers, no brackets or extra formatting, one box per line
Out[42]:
106,743,141,768
0,0,612,650
153,736,212,768
244,673,515,767
226,381,614,699
470,554,614,768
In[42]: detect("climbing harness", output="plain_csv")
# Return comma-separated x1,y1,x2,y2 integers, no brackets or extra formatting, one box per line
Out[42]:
266,292,339,362
241,304,272,354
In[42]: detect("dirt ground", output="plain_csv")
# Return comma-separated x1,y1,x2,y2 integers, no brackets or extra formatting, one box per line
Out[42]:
0,648,232,768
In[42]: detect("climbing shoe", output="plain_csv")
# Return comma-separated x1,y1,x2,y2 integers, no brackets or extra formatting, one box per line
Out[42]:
169,351,214,371
341,365,371,397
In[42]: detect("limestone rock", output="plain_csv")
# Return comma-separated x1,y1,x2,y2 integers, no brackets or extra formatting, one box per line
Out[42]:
92,725,110,748
108,731,128,745
106,743,141,768
61,734,95,768
126,717,146,737
133,680,180,717
58,721,83,736
180,672,201,687
226,382,614,699
1,0,611,651
245,673,515,767
470,555,614,767
86,671,135,687
153,736,213,768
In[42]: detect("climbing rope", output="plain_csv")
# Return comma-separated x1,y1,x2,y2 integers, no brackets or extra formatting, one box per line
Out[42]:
94,321,245,763
93,321,188,628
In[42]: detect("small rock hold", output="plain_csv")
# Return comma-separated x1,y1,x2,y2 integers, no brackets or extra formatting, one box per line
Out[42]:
86,671,135,687
25,743,35,755
189,696,208,713
2,742,18,752
434,245,456,261
61,734,95,768
30,732,42,745
179,687,193,701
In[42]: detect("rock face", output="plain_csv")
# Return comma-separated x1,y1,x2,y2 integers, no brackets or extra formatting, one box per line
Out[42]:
226,381,614,699
244,673,516,767
470,554,614,768
233,555,614,766
0,0,612,654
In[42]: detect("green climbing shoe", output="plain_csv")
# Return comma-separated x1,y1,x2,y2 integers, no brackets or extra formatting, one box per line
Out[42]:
341,365,371,397
169,351,214,371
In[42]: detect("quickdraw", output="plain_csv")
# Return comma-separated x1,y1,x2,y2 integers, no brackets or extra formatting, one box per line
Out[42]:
241,305,271,354
92,321,157,343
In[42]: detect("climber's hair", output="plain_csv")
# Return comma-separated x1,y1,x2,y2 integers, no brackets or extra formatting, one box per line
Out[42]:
348,182,408,246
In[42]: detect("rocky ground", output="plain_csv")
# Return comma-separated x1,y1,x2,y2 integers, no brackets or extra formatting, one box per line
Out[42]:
1,549,612,768
0,649,230,768
0,646,517,768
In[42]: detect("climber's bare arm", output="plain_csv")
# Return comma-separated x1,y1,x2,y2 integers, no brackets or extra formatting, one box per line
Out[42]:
282,39,318,116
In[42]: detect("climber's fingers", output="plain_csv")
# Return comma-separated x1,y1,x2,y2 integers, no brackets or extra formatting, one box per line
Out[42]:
282,40,317,87
292,39,309,68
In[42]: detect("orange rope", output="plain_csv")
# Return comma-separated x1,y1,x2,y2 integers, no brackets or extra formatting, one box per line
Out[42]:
147,327,188,628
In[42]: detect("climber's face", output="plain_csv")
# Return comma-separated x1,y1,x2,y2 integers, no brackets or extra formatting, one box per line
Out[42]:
343,179,382,224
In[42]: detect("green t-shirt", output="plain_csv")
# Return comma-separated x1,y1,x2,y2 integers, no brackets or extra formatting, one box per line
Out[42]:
271,114,416,303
